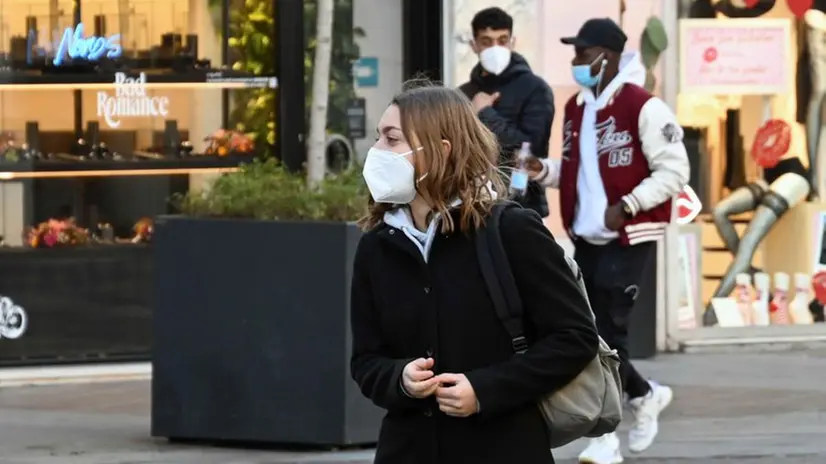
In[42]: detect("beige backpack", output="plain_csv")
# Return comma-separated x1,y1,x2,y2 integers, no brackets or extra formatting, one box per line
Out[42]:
476,203,623,448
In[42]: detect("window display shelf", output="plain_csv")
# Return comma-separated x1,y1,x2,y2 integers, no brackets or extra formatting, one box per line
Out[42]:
0,71,278,90
0,156,246,179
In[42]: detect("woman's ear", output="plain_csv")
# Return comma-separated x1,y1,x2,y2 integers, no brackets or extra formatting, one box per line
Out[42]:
441,139,452,157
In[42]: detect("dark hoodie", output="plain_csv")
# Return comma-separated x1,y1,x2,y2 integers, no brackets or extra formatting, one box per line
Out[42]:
459,52,554,218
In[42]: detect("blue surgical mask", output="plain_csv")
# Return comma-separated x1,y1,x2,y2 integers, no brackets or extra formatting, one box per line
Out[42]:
571,53,605,88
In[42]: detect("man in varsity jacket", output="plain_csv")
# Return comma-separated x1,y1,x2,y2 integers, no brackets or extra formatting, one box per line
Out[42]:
528,18,690,464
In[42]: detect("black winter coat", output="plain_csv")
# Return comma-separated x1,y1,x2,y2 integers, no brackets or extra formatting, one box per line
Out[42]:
459,53,555,218
349,206,598,464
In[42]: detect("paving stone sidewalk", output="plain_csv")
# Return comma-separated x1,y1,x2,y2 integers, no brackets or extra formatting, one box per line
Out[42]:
0,350,823,463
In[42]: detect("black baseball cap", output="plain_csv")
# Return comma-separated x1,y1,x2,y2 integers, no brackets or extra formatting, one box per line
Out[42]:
560,18,627,53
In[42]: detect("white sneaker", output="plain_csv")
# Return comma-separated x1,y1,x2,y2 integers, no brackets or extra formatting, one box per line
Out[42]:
578,432,623,464
627,381,673,453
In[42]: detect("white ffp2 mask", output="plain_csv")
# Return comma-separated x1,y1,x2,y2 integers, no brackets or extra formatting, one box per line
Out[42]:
479,46,512,75
362,147,424,204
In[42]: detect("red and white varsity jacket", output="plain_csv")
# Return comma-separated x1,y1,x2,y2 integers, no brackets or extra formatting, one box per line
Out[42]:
536,52,690,246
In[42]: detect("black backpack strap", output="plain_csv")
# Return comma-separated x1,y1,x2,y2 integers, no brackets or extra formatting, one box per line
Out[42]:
476,202,528,353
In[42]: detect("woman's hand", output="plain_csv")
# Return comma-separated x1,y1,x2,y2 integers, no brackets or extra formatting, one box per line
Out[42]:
401,357,439,398
434,373,479,417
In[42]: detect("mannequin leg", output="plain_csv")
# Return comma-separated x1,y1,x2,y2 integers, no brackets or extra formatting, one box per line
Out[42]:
814,93,826,198
712,204,781,299
711,183,764,255
713,173,811,299
807,11,826,196
808,93,822,185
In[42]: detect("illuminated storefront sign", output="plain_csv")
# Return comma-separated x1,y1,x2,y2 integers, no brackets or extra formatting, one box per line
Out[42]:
27,22,122,66
97,73,170,128
54,23,122,65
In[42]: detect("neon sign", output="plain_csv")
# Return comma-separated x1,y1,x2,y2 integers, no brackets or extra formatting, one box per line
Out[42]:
31,22,123,66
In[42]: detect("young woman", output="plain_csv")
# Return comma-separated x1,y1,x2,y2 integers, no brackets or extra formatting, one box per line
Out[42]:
350,83,599,464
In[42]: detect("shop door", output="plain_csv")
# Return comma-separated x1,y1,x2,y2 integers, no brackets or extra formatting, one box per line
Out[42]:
402,0,442,81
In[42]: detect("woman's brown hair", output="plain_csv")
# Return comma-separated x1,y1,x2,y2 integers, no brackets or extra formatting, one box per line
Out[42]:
359,80,507,233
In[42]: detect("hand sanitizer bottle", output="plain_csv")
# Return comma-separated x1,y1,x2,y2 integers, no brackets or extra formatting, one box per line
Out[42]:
770,272,790,325
509,142,531,197
790,273,814,325
752,272,771,326
734,273,754,326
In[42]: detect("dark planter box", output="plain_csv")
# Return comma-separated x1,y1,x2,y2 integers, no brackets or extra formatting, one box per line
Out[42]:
0,245,152,366
150,216,383,447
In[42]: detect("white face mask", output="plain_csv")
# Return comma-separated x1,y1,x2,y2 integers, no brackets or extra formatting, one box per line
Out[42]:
362,147,424,204
479,46,512,75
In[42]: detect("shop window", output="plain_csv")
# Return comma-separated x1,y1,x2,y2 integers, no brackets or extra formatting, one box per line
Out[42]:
302,0,407,168
302,0,361,139
0,0,277,365
225,0,277,151
675,1,826,334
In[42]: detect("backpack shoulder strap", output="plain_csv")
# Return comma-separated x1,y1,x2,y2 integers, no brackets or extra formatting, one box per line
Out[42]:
562,254,599,324
563,253,618,357
476,202,528,353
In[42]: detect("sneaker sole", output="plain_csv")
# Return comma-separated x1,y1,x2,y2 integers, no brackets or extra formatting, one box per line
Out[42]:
578,457,624,464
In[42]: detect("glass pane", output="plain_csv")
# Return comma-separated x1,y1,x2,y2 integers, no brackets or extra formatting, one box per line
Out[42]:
303,0,405,169
0,0,279,366
227,0,277,152
0,0,277,245
303,0,360,138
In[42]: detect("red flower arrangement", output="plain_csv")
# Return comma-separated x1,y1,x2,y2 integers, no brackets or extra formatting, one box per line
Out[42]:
204,129,254,156
27,218,89,248
131,217,153,244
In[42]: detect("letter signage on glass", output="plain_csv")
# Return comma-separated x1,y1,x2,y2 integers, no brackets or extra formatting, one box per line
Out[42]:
97,72,170,128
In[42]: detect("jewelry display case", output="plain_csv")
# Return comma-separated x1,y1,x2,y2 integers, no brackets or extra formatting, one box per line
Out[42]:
0,0,278,365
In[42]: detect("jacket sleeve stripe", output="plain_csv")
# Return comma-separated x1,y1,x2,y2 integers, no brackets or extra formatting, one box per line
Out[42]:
625,221,669,232
627,231,664,245
621,193,642,217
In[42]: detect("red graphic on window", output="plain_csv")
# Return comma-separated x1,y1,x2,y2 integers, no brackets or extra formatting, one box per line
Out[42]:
751,119,791,168
703,47,718,63
745,0,812,18
785,0,814,18
675,186,702,225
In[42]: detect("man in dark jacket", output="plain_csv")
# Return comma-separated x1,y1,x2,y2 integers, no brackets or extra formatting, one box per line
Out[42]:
458,7,555,218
